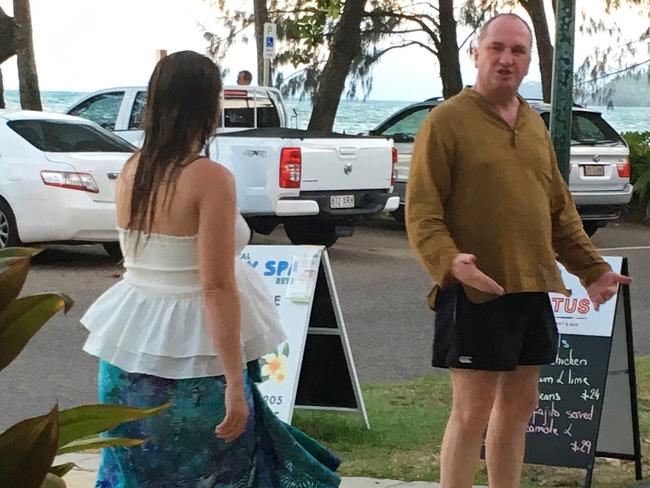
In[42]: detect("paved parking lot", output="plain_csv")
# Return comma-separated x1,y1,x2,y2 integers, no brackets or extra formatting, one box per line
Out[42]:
1,218,648,428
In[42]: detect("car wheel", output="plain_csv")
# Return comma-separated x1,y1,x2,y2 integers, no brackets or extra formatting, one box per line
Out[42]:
582,221,600,237
0,199,20,249
284,221,338,247
102,242,123,260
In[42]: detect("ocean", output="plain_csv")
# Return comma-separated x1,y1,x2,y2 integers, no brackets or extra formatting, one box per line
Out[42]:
3,90,649,135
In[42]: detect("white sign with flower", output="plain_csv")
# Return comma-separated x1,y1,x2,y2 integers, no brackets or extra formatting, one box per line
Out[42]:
239,245,323,423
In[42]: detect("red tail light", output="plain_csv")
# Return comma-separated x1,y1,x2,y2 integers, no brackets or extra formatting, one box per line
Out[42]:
280,147,302,188
223,89,249,97
617,158,631,178
41,171,99,193
391,146,398,186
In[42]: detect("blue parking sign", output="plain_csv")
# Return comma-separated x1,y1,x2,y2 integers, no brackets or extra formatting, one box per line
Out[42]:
266,36,274,48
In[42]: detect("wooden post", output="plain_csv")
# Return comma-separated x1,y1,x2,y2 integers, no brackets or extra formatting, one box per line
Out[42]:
155,49,167,62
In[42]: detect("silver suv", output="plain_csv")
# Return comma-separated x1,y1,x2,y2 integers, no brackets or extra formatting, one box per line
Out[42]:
371,98,633,236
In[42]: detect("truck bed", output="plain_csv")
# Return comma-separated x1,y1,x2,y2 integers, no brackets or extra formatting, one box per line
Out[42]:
216,127,389,140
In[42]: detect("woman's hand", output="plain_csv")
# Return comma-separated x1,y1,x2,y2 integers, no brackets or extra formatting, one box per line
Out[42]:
215,384,248,442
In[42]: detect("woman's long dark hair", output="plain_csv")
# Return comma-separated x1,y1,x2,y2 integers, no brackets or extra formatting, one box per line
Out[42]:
128,50,222,234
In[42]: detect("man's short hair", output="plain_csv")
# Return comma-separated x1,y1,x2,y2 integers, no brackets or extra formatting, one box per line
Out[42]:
478,13,533,46
238,70,253,83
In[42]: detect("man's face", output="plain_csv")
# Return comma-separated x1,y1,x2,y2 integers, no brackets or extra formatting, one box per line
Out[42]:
237,73,250,85
474,17,532,94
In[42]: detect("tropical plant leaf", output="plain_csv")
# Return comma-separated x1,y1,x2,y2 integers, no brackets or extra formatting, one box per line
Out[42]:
0,247,42,259
58,435,146,455
58,403,170,448
40,473,67,488
282,343,290,357
0,249,38,313
0,293,73,372
0,404,59,488
50,462,77,478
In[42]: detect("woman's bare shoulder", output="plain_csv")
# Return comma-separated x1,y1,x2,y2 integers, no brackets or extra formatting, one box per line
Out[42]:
183,157,234,191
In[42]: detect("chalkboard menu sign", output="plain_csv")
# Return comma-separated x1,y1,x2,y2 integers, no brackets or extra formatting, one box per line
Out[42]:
521,257,642,487
524,334,611,469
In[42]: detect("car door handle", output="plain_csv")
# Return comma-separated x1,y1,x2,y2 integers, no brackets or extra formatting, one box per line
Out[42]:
107,172,120,180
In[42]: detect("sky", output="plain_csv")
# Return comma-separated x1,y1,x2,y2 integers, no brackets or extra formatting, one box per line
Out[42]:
0,0,648,101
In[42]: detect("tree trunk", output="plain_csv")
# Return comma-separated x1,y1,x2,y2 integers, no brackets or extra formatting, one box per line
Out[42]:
0,67,5,109
253,0,269,85
307,0,367,131
438,0,463,98
520,0,554,101
0,6,18,64
13,0,42,110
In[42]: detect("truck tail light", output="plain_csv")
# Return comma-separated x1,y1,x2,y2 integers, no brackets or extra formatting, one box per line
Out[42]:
617,158,631,178
41,171,99,193
391,146,398,186
279,147,302,189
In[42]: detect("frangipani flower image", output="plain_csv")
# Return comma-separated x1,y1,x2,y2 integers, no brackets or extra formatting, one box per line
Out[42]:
260,345,289,383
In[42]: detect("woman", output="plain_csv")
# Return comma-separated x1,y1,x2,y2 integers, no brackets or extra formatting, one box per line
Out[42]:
81,51,341,487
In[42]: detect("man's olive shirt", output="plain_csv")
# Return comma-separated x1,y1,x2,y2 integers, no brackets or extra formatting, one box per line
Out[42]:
406,88,611,308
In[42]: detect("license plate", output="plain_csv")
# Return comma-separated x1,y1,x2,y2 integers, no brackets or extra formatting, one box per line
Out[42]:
583,165,605,177
330,195,355,209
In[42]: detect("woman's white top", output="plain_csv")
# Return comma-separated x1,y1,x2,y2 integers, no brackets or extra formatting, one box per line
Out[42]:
81,213,287,379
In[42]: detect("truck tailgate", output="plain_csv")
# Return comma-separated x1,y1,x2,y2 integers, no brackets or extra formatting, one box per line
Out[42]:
299,138,393,191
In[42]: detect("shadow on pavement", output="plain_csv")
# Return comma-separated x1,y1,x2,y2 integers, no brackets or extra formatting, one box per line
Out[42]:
29,245,119,269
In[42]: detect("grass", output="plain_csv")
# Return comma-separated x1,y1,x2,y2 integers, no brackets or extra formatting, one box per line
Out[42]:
292,357,650,487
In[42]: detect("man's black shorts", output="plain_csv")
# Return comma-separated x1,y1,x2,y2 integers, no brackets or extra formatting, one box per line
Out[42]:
432,285,558,371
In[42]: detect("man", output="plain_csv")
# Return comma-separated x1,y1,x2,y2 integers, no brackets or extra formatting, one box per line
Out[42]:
406,13,631,488
237,70,253,85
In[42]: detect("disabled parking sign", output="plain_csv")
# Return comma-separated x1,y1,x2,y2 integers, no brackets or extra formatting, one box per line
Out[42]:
263,23,276,59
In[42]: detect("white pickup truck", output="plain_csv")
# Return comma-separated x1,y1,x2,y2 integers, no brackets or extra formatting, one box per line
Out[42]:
66,86,399,246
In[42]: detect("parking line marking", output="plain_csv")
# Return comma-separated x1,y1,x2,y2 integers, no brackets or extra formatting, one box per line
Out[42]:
597,246,650,252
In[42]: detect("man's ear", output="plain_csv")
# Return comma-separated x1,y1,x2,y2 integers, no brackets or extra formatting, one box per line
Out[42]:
472,45,479,68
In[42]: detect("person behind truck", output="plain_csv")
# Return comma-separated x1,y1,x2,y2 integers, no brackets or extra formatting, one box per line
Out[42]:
406,13,631,488
80,50,341,487
237,69,253,85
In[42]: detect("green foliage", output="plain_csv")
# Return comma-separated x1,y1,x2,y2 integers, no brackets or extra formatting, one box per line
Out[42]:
622,131,650,220
0,247,169,488
57,403,169,449
0,293,73,371
0,405,60,488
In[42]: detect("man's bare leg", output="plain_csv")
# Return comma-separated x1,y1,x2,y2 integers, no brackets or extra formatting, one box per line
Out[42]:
440,369,500,488
485,366,541,488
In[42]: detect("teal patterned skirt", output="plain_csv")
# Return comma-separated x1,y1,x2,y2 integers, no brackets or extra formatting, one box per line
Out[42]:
95,360,341,487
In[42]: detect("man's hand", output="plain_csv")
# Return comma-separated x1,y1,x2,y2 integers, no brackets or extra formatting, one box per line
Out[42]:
450,253,505,296
587,271,632,311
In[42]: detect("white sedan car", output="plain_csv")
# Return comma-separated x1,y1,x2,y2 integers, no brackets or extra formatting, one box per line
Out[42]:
0,110,134,257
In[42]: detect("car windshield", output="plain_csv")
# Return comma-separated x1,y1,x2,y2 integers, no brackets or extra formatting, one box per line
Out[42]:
539,111,624,145
374,106,433,143
8,120,135,152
